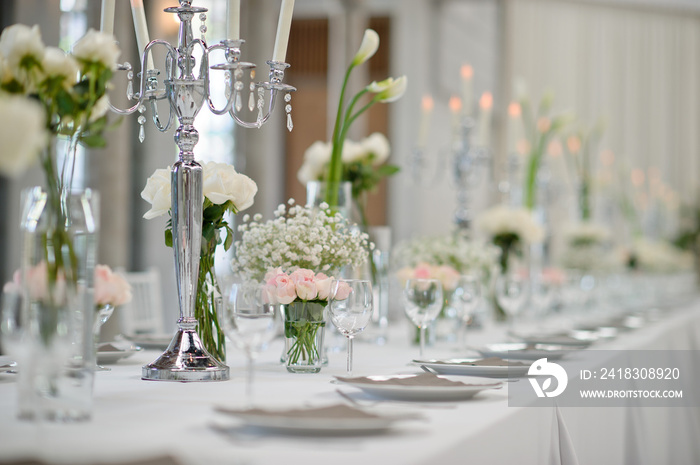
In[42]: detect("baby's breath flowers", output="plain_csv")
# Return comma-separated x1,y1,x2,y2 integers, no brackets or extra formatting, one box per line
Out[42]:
232,200,371,281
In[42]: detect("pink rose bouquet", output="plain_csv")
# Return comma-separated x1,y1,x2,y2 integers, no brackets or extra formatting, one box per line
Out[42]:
263,267,351,304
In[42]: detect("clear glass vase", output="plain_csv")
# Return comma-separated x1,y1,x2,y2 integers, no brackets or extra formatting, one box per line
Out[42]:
306,181,352,219
17,187,99,422
281,301,326,373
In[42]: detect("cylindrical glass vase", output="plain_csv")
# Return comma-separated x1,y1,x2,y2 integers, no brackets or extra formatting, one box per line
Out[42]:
306,181,352,219
17,187,99,422
281,301,326,373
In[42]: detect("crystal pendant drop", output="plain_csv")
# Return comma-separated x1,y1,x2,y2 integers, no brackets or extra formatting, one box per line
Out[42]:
287,113,293,132
126,80,133,100
138,124,145,143
248,83,255,111
256,87,265,126
235,93,242,112
248,92,255,112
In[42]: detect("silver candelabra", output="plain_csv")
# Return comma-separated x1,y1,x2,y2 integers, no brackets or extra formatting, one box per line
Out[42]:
410,115,490,233
110,0,295,382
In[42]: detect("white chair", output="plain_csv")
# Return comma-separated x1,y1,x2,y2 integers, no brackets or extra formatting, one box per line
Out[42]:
117,267,165,336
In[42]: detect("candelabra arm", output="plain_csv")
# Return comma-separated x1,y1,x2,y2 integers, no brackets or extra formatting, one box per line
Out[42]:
109,40,176,115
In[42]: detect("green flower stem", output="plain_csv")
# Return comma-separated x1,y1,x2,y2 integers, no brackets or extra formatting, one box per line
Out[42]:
284,301,325,366
327,65,356,205
195,239,226,363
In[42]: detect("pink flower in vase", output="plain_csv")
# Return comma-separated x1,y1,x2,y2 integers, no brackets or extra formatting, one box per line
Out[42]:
333,280,353,300
264,269,297,305
290,268,318,301
94,265,132,307
314,272,333,300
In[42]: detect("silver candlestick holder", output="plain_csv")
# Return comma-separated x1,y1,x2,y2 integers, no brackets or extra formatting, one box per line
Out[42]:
110,0,295,382
410,115,490,233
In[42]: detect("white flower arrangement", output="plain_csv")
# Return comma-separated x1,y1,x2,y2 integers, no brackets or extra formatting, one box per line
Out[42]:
297,132,392,185
392,234,499,279
231,200,371,281
559,221,612,271
475,205,545,244
0,24,121,179
627,238,693,274
141,161,258,220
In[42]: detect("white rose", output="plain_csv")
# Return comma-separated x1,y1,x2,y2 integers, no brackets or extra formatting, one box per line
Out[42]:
89,95,110,122
72,29,120,70
361,132,390,165
202,161,258,212
140,167,172,219
0,95,46,178
340,139,365,163
0,24,44,72
41,47,79,86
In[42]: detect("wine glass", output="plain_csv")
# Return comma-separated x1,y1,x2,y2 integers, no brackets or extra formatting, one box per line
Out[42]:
224,282,280,406
454,275,482,351
328,279,373,376
93,304,115,371
495,273,529,332
403,278,443,358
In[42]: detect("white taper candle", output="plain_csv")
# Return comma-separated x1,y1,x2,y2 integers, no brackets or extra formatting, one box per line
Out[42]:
227,0,240,40
100,0,116,36
130,0,154,70
272,0,295,62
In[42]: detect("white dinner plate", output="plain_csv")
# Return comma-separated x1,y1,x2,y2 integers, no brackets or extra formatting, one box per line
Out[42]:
475,343,574,361
215,405,408,435
416,359,530,378
97,344,139,364
0,356,16,373
334,374,503,401
513,333,594,348
125,333,173,350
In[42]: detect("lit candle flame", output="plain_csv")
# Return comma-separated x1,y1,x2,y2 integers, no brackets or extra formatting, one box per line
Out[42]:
460,64,473,80
600,149,615,167
631,168,645,187
449,95,462,114
421,95,434,112
479,92,493,110
566,135,581,154
508,101,521,118
548,139,563,157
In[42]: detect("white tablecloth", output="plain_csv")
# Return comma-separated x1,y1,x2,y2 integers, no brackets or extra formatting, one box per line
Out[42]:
2,298,700,465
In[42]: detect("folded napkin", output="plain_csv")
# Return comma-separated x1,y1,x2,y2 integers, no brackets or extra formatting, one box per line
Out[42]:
335,372,500,387
216,403,381,420
426,357,528,367
517,333,592,346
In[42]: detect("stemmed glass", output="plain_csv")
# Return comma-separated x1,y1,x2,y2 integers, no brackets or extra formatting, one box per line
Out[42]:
495,272,530,331
224,282,280,406
94,304,115,371
328,279,373,376
454,275,482,351
403,278,443,358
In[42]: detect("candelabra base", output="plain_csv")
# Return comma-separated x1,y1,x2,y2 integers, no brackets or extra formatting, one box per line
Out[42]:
142,329,230,382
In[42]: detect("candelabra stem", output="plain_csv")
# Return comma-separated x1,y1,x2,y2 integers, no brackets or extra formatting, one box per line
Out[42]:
142,0,229,381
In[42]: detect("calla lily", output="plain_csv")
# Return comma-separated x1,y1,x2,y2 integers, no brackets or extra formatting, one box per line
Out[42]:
351,29,379,66
371,75,408,103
